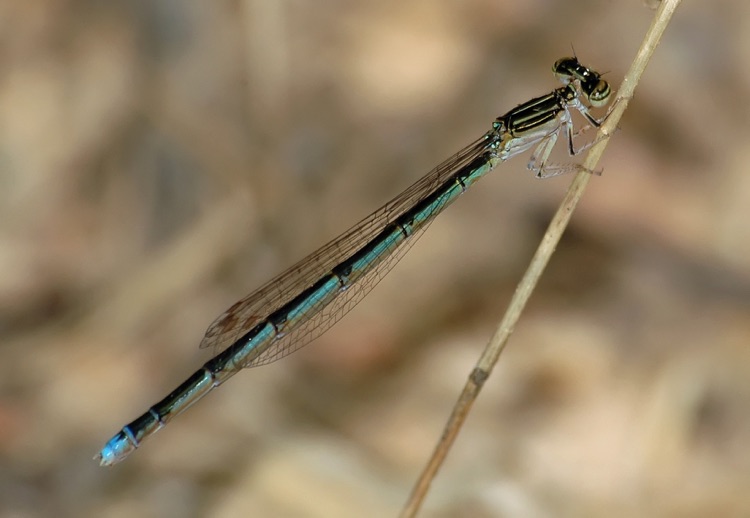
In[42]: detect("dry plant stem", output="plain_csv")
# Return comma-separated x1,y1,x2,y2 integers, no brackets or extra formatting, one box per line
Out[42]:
399,0,683,516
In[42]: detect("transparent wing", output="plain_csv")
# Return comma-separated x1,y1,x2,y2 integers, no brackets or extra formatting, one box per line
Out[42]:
199,133,492,367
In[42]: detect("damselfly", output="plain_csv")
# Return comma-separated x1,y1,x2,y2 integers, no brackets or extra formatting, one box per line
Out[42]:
97,57,611,466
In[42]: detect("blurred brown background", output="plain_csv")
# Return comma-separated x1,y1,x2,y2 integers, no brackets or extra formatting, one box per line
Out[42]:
1,1,749,517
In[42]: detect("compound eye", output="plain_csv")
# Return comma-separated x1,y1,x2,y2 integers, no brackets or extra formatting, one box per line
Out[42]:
587,80,611,107
553,57,577,82
553,57,576,73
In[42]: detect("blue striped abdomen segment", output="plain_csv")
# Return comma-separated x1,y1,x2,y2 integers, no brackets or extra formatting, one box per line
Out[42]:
402,153,497,232
98,150,500,466
98,321,278,465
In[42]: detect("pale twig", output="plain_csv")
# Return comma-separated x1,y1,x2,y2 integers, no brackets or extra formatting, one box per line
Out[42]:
399,0,683,515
